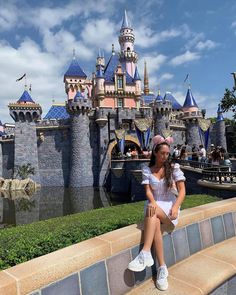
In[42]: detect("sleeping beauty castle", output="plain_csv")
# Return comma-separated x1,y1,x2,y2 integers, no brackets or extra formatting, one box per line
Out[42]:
0,11,227,189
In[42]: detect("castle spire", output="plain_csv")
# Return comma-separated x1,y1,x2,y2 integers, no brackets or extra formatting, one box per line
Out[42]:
144,61,149,95
121,10,130,29
217,104,224,122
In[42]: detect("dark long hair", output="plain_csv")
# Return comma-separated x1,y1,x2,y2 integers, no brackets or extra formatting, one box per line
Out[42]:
149,142,173,189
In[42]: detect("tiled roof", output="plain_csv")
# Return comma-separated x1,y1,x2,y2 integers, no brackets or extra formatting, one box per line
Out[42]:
155,94,163,101
133,66,141,81
64,58,87,78
183,89,198,108
104,53,135,84
142,94,155,105
164,92,182,109
44,104,69,120
17,90,35,103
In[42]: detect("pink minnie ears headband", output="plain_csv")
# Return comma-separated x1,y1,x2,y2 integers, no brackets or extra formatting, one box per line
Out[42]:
152,135,174,149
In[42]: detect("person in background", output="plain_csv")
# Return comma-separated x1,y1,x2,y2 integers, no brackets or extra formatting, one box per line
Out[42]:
191,144,199,162
199,144,207,163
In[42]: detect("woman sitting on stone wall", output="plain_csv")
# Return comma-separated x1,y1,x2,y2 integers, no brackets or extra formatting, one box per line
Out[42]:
128,135,186,291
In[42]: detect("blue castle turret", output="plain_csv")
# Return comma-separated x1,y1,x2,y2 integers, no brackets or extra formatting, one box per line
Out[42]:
181,87,202,147
153,90,172,136
8,90,42,182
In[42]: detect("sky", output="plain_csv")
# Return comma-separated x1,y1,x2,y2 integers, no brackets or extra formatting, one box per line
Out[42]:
0,0,236,123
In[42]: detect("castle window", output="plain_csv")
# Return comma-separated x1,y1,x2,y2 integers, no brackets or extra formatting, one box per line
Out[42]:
117,98,123,108
117,75,123,89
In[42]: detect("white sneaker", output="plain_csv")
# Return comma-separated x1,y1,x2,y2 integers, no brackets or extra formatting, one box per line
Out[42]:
128,251,154,272
156,265,169,291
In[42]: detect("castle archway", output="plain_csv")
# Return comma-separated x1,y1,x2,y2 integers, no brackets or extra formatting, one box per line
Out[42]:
108,135,141,159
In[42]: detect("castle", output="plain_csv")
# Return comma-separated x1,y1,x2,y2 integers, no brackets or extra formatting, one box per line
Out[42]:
0,11,227,189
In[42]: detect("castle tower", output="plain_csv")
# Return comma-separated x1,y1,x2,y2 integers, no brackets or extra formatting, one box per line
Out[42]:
119,10,138,77
96,49,105,71
215,104,227,150
8,90,42,182
64,52,87,100
66,93,93,188
153,93,172,136
181,86,202,147
94,64,105,104
144,61,149,95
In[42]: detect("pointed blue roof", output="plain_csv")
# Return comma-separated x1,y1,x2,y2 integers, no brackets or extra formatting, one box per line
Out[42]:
74,91,84,101
155,93,163,101
121,10,130,29
44,104,69,120
64,58,87,78
183,88,198,108
96,65,104,78
104,53,134,84
217,104,224,122
17,90,35,103
142,94,155,105
133,66,141,81
164,92,182,109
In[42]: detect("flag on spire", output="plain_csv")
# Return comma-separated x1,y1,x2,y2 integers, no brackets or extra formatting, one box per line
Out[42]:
16,73,26,82
183,74,189,83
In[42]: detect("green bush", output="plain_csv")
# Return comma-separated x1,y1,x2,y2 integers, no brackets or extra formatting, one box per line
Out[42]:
0,194,220,270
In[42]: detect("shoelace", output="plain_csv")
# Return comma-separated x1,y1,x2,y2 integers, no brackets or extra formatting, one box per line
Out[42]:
138,252,144,264
157,267,167,280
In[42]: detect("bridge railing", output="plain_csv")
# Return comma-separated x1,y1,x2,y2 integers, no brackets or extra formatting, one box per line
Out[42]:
201,166,236,184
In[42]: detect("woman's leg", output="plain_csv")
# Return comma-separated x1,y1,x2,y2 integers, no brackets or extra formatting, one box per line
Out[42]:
142,213,158,252
153,218,165,266
153,207,174,266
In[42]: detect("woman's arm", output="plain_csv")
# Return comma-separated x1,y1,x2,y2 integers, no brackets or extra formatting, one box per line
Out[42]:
144,184,158,217
169,181,186,220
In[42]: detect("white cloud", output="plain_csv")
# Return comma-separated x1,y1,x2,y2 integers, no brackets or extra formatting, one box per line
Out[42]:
231,21,236,28
0,3,19,31
195,40,218,51
135,26,186,48
159,73,174,82
0,39,67,123
170,50,201,66
81,19,118,52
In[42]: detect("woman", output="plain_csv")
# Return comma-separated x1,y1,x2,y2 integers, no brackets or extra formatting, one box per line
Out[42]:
128,135,186,291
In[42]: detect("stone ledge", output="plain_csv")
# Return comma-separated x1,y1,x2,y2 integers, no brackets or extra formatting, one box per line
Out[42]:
126,237,236,295
0,198,235,295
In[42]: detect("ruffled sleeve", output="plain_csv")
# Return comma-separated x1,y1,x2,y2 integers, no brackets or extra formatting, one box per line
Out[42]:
141,165,151,185
172,163,186,182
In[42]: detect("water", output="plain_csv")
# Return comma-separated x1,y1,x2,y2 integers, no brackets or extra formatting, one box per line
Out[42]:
0,187,131,228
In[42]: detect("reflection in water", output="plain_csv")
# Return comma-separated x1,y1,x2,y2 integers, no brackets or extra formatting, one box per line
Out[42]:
0,187,126,228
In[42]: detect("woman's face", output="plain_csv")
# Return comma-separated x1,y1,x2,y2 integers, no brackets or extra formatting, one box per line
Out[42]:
155,144,170,163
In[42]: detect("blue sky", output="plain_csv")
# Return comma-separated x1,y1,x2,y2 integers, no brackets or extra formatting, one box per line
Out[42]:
0,0,236,122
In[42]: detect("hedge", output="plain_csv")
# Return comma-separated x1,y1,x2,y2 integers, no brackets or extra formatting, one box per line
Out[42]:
0,194,220,270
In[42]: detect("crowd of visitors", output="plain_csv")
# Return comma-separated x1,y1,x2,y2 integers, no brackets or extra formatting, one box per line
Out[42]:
123,142,231,168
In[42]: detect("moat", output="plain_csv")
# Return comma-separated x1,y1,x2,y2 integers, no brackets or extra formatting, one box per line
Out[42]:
0,186,130,228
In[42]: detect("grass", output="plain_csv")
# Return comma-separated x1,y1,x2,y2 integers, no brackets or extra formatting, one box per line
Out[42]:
0,194,221,270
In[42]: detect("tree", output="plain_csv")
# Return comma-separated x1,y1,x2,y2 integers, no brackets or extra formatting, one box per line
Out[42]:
15,163,35,180
221,87,236,120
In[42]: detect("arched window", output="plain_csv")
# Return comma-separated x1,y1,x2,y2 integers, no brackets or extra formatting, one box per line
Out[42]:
117,76,123,89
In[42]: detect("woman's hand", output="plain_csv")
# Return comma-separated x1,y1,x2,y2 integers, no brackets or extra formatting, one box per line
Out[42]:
146,201,158,218
168,205,179,220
